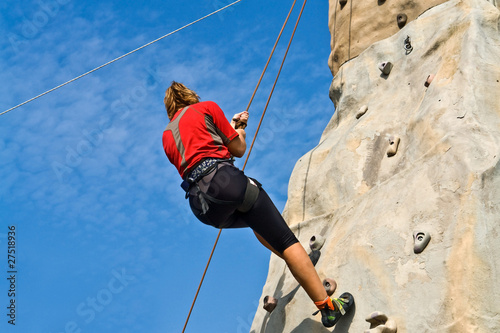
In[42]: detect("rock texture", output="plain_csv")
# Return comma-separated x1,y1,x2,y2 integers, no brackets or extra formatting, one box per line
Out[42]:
251,0,500,332
328,0,450,75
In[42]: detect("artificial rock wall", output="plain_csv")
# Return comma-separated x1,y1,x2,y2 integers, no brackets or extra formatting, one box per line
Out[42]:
328,0,450,75
251,0,500,332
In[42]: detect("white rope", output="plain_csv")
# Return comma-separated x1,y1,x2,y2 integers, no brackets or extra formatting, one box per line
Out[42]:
0,0,243,117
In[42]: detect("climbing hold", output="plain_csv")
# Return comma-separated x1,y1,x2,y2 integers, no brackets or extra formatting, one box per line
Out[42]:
365,311,398,333
323,278,337,296
378,62,393,75
386,136,400,157
366,312,389,326
356,105,369,119
263,296,278,313
424,74,435,87
404,35,413,55
309,235,325,252
413,231,431,254
339,0,347,6
397,14,408,29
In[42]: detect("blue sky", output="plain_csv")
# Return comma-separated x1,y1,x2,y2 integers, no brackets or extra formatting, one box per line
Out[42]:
0,0,333,332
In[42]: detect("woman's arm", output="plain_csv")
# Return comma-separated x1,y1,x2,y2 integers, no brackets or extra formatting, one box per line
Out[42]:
227,111,248,157
230,111,249,129
227,128,247,157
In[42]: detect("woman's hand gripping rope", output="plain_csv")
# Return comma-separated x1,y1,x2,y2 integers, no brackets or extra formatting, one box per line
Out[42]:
231,111,249,129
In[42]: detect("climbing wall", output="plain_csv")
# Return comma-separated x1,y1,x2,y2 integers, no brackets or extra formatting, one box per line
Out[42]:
251,0,500,332
328,0,449,75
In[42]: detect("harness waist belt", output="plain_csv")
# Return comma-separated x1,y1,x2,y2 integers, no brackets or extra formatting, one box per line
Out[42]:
179,158,261,217
186,158,230,183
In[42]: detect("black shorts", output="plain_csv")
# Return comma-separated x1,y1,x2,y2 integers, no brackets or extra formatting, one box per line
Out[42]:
188,164,299,254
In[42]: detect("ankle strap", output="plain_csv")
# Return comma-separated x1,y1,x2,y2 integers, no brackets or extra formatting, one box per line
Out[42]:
314,297,335,310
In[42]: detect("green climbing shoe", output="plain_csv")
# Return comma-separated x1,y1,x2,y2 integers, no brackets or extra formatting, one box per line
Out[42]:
315,292,354,328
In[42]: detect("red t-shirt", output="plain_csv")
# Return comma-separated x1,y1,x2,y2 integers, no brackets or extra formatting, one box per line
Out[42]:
162,101,238,178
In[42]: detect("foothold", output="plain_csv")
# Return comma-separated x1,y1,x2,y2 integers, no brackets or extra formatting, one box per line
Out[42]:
339,0,347,6
323,278,337,296
263,296,278,313
386,136,400,157
365,311,398,333
424,74,435,87
378,62,393,75
404,35,413,55
356,105,369,119
397,14,408,29
364,321,398,333
413,231,431,254
309,235,325,251
366,311,389,326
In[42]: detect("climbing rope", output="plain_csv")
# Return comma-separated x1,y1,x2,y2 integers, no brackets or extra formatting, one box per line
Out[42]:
181,0,308,331
0,0,243,117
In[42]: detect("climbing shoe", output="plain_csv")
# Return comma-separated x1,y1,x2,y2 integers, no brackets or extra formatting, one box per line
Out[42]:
313,292,354,327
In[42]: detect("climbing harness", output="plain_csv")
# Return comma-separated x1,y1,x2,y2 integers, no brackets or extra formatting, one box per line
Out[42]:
180,157,261,216
181,0,309,331
166,104,260,215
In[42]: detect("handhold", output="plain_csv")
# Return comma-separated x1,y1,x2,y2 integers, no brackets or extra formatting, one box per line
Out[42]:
323,278,337,296
397,14,408,29
386,136,400,157
365,311,397,333
404,35,413,55
378,62,393,75
263,296,278,313
309,235,325,251
356,105,368,119
413,231,431,254
424,74,435,87
339,0,347,6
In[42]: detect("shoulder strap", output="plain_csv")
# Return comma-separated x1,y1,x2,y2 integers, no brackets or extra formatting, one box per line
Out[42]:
165,107,191,175
165,106,190,131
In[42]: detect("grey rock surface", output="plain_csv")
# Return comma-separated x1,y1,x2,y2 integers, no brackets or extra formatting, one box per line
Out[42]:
251,0,500,332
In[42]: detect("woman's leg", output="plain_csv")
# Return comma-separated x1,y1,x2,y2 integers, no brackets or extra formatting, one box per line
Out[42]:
254,231,327,301
194,165,328,303
239,188,327,303
254,231,283,259
281,242,328,302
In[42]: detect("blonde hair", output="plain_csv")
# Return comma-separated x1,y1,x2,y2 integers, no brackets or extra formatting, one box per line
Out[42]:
164,81,200,119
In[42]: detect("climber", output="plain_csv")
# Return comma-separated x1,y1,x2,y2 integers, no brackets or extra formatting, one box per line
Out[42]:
161,81,354,327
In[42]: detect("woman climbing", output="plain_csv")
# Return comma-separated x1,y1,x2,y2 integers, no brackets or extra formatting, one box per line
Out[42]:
161,81,354,328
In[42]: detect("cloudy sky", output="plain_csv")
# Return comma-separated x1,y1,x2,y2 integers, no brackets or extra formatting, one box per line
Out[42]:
0,0,334,332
